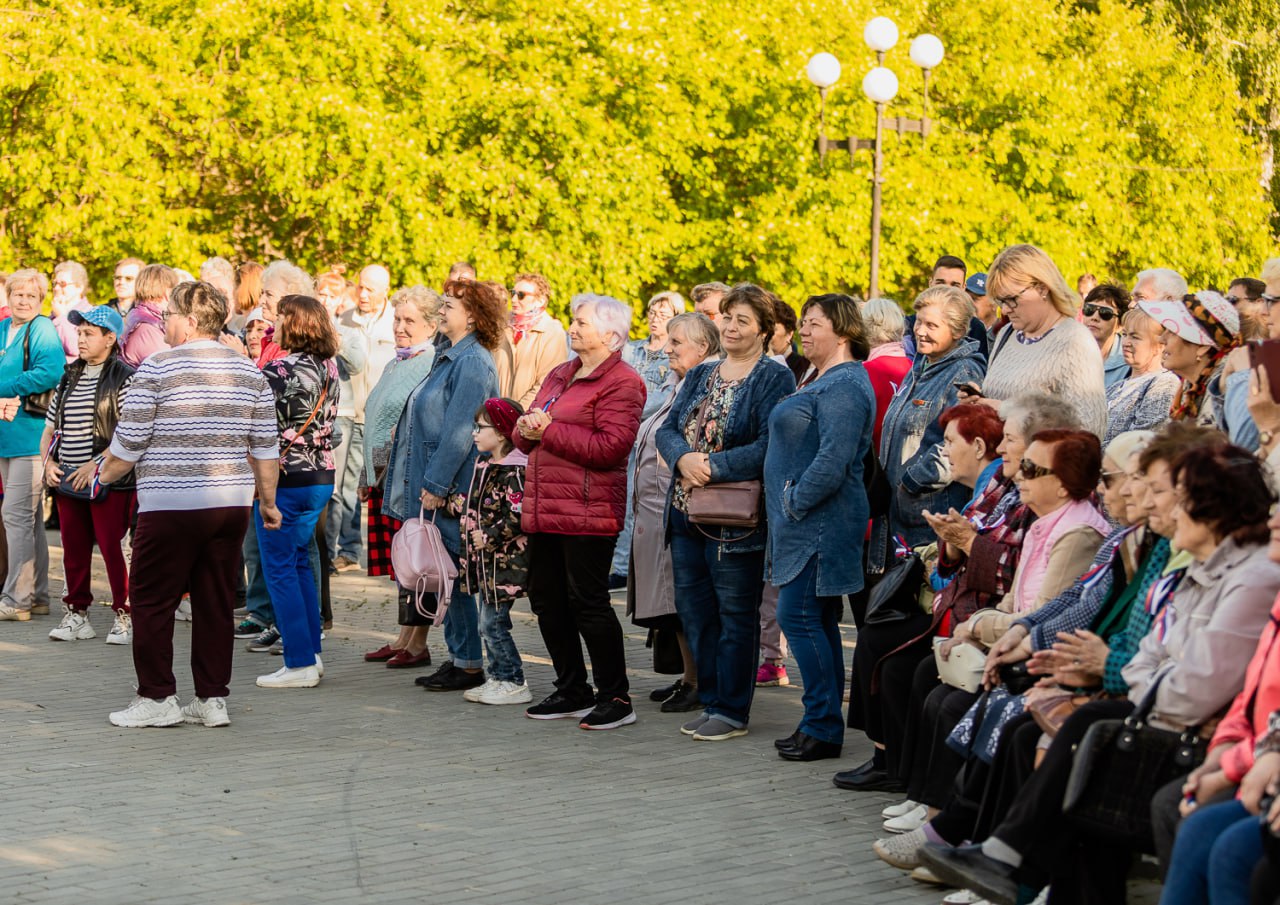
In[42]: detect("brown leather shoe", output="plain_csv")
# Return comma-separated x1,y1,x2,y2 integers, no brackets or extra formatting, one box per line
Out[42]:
364,644,403,662
386,648,433,669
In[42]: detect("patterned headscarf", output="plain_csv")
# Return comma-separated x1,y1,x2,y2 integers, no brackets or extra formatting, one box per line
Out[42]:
1169,293,1241,421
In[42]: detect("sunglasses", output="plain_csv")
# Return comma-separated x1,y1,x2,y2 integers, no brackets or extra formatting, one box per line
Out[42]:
1082,304,1117,321
1226,295,1258,306
1018,458,1055,480
511,290,539,301
1099,470,1124,489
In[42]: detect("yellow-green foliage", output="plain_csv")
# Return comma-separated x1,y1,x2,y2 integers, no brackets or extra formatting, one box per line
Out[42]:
0,0,1272,329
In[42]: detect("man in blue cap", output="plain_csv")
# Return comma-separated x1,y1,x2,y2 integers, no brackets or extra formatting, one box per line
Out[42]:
966,272,1002,350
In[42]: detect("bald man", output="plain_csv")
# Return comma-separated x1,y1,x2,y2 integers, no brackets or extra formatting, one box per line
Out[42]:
331,264,397,569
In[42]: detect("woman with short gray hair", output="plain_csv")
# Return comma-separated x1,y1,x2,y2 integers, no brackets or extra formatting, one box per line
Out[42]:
862,297,912,450
623,290,687,415
514,293,646,729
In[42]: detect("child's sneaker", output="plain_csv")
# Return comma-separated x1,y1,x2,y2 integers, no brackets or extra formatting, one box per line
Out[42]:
464,677,500,703
478,680,533,705
755,662,789,686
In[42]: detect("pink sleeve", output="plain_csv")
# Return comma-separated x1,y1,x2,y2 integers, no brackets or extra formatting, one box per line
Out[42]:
122,323,169,368
54,316,78,360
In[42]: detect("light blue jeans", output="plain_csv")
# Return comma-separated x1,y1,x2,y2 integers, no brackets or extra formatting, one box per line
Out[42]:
479,595,524,683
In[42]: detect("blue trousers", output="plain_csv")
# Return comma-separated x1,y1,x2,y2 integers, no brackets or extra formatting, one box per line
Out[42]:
440,546,481,668
256,485,330,669
776,557,845,744
1160,799,1264,905
669,509,764,727
479,596,524,683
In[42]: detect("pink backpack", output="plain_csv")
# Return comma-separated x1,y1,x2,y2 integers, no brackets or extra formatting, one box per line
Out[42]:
390,508,458,625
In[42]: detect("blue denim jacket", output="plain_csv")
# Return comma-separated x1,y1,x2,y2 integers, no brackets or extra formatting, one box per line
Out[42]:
870,338,986,567
764,361,875,595
656,355,795,553
382,332,500,555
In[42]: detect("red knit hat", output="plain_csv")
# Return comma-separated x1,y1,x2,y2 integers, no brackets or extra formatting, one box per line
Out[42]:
483,398,523,443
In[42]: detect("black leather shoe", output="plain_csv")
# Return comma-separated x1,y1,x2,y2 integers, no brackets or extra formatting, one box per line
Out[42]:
648,679,684,703
774,730,801,751
917,844,1017,905
659,682,701,713
832,765,907,792
778,732,842,762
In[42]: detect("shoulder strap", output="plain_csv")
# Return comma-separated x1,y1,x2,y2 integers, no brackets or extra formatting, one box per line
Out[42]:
988,326,1014,367
280,384,328,461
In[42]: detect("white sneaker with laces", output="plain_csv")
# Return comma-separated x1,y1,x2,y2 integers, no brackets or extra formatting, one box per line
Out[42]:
175,599,192,622
883,803,929,834
872,826,928,870
464,677,500,703
109,695,183,728
256,665,320,688
478,680,534,705
105,612,132,645
49,609,96,641
882,798,920,819
181,696,230,727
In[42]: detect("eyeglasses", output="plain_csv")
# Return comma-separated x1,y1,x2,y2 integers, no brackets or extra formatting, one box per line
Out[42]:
1226,295,1258,306
53,280,74,290
1099,470,1124,488
1264,294,1280,310
1082,304,1118,321
511,290,539,302
996,285,1033,309
1018,458,1055,480
472,422,494,433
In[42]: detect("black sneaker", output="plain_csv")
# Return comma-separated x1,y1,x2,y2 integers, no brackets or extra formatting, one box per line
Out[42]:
234,618,266,639
421,662,484,692
245,626,280,652
580,697,637,731
660,682,701,713
648,679,683,703
415,662,455,687
525,691,596,721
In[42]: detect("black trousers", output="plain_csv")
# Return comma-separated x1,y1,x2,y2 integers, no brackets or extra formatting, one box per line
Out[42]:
847,612,932,768
527,532,628,702
905,666,979,810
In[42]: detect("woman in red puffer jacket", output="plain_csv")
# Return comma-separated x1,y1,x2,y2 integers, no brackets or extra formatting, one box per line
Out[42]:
514,293,645,731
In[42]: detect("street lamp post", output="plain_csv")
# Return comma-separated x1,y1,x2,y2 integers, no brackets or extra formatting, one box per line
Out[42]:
808,21,944,297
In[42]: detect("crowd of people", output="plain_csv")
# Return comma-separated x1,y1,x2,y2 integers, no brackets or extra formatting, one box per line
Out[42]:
3,246,1280,904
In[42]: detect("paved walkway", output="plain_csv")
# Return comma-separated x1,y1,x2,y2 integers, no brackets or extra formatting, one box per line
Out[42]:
2,534,1153,904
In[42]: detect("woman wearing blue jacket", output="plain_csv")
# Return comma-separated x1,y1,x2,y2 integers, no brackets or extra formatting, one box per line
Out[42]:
0,270,66,622
656,283,795,742
765,294,875,761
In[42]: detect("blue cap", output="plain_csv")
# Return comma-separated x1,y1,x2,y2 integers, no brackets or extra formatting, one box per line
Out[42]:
965,273,987,296
69,305,125,337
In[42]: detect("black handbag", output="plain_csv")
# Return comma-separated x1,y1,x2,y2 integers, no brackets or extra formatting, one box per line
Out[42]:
864,551,925,626
20,316,55,418
999,661,1038,695
1061,670,1205,852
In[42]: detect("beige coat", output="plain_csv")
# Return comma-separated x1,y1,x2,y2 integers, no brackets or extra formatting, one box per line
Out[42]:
492,313,568,410
626,383,679,622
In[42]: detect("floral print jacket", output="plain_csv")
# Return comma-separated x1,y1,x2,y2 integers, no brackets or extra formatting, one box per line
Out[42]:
450,449,530,607
262,352,340,486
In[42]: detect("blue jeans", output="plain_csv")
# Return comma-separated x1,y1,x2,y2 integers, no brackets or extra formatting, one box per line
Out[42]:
440,548,482,668
669,509,764,727
775,556,844,744
256,485,330,669
1160,799,1263,905
243,523,274,627
326,417,364,561
479,595,524,683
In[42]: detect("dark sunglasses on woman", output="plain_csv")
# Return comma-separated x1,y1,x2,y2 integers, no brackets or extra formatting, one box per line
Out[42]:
1082,303,1117,321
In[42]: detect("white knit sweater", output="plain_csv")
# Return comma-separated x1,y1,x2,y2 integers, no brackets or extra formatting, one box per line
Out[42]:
982,319,1108,438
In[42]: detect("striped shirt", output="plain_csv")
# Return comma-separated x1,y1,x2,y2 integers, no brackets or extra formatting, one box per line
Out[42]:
109,340,279,512
45,363,117,469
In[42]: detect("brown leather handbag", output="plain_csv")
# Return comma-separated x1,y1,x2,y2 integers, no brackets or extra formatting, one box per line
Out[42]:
683,369,762,532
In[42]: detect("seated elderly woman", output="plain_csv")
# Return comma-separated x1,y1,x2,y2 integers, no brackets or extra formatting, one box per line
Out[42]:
920,438,1280,905
1105,305,1180,444
870,286,985,569
1138,290,1241,427
515,294,645,730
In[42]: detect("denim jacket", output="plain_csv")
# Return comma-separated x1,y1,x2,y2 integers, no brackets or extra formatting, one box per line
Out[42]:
764,361,875,595
656,355,795,553
382,332,501,555
870,338,985,567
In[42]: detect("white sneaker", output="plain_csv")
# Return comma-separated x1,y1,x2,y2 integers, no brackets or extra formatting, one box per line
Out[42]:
106,612,132,645
48,609,96,641
884,803,929,834
478,680,534,705
464,677,500,703
872,826,928,870
181,696,230,727
314,654,324,678
943,891,990,904
256,665,320,688
109,695,183,728
882,798,920,819
0,605,31,622
175,599,192,622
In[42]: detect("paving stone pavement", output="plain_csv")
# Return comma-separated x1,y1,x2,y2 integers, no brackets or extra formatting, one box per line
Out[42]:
3,533,1155,904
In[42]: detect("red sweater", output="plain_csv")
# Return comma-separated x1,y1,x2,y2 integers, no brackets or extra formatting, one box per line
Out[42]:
514,351,644,536
864,349,913,451
1210,592,1280,783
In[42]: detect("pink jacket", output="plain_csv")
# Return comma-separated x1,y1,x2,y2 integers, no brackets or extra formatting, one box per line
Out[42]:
120,302,169,368
1011,498,1111,613
1211,593,1280,783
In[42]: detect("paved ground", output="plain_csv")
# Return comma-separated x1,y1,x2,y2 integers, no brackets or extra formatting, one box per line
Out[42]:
3,533,1157,904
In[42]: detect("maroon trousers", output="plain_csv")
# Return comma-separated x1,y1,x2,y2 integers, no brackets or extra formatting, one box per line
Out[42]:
56,489,136,613
131,506,250,700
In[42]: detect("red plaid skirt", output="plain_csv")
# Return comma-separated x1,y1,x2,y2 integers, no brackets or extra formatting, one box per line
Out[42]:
367,487,400,579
